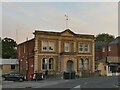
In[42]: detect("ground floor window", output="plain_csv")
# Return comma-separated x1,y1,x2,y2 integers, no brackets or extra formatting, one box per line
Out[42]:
42,58,54,70
49,58,54,69
79,58,89,70
42,58,47,70
79,59,84,70
11,65,15,70
84,58,89,70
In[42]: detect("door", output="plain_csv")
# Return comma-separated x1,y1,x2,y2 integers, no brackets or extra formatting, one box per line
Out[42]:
67,60,73,72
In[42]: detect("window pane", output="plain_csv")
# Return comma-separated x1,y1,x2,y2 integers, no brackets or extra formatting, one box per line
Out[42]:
79,43,84,52
42,41,48,51
79,59,84,69
65,42,70,52
102,47,105,52
49,58,54,69
49,42,55,51
84,59,89,70
42,58,47,69
84,44,89,52
108,46,111,51
11,65,15,69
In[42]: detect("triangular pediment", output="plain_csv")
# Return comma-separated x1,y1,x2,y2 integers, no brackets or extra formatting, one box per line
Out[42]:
60,29,75,36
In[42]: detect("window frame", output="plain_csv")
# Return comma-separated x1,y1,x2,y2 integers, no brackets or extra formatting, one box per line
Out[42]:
102,47,105,52
48,41,55,52
108,46,111,51
49,58,54,70
79,59,84,70
84,44,90,53
42,58,47,70
84,59,89,70
78,43,84,53
42,41,48,51
41,41,55,52
11,65,15,70
64,42,70,52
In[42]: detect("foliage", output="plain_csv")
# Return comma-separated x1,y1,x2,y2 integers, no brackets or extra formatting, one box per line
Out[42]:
0,37,2,58
2,37,17,59
95,33,115,43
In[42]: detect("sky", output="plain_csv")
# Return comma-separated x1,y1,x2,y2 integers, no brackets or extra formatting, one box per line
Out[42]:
1,1,119,44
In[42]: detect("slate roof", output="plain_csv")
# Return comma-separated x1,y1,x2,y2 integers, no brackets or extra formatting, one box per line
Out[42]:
109,36,120,45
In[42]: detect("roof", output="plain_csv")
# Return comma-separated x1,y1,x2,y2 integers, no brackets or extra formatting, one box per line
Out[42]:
0,59,19,65
18,38,35,46
109,36,120,45
33,29,94,39
95,41,108,51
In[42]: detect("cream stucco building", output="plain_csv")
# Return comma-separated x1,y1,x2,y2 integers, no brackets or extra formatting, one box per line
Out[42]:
33,29,95,76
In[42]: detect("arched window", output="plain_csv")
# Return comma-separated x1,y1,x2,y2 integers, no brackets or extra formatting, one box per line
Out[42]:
79,58,84,70
84,58,89,70
49,58,54,69
42,58,47,69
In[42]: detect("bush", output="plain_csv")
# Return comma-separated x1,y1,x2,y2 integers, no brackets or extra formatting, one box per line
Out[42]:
75,75,80,78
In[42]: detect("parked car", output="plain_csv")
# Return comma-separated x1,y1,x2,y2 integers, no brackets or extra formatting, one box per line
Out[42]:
30,72,44,81
2,72,25,82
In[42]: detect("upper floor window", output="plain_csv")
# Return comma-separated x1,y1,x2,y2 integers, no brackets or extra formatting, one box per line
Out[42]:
108,46,111,51
84,44,90,52
102,47,105,52
42,41,48,51
64,42,70,52
49,42,55,51
79,43,84,53
42,41,55,52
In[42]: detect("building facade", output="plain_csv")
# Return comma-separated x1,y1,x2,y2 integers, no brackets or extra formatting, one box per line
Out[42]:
0,59,19,74
17,39,35,80
96,36,120,76
18,29,95,79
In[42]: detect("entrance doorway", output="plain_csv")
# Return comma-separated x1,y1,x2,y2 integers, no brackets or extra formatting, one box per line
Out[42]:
67,60,73,72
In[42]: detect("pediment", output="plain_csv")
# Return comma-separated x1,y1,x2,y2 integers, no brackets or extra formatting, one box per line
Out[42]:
60,29,75,36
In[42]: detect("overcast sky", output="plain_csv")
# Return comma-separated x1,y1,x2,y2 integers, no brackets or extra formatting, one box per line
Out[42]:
2,1,118,44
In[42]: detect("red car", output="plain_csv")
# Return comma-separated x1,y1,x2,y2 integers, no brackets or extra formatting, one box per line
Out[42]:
30,73,44,81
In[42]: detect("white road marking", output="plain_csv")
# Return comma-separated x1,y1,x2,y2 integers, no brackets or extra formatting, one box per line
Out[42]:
74,85,81,88
112,84,119,88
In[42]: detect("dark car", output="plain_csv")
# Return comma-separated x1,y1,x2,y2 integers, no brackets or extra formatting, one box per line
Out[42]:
2,73,25,82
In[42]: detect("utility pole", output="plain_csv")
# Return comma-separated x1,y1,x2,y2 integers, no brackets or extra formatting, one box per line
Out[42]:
65,14,68,29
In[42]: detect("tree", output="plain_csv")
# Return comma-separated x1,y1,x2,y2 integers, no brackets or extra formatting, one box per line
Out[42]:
95,33,115,43
0,37,2,58
2,37,17,59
